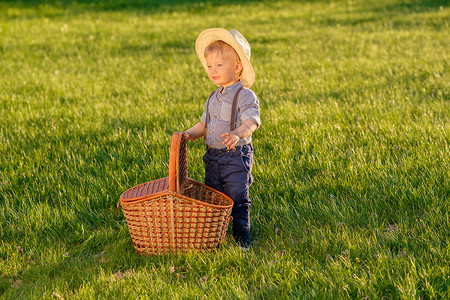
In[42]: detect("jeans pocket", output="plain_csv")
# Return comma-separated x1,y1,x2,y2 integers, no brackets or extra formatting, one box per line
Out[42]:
240,153,253,173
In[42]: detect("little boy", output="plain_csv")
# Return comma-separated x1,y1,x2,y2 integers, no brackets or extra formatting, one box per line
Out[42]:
184,28,261,249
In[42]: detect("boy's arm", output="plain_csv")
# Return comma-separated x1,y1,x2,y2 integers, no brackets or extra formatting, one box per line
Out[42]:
221,119,258,150
184,122,205,140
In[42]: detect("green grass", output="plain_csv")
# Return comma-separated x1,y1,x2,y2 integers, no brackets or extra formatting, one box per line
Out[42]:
0,0,449,298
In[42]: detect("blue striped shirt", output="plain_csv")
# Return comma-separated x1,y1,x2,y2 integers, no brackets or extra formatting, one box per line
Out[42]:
200,81,261,149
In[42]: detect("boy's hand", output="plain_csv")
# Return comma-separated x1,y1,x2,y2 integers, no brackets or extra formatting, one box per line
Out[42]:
221,131,239,150
183,131,198,143
220,120,258,150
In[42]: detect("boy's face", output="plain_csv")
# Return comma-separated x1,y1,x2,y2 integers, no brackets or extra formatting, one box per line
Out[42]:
205,50,242,89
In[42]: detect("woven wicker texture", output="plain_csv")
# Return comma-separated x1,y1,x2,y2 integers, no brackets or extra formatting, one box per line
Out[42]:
119,132,233,255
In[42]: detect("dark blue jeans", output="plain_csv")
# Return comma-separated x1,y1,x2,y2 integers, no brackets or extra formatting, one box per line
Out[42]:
203,144,253,243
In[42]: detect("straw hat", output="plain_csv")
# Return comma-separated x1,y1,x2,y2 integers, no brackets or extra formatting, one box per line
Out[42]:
195,28,255,88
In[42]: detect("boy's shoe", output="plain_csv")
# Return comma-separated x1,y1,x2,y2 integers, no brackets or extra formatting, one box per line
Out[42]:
238,238,252,250
233,226,251,250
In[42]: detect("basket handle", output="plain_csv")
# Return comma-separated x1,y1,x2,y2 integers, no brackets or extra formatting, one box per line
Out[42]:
168,132,188,192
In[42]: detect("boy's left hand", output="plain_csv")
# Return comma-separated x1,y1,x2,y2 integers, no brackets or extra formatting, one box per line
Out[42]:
221,131,239,150
182,131,198,143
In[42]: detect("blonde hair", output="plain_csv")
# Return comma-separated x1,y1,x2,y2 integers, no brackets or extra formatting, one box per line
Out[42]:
204,40,240,62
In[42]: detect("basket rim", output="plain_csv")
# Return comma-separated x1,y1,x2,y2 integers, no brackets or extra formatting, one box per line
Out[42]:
119,177,169,201
120,191,233,209
119,178,233,209
120,190,169,204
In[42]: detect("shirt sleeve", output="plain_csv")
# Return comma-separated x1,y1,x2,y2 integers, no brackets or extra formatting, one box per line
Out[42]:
200,108,207,124
238,88,261,127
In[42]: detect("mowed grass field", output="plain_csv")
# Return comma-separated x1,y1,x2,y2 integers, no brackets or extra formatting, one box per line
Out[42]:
0,0,448,298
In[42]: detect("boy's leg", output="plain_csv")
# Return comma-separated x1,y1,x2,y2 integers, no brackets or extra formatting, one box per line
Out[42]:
220,146,253,247
203,151,225,194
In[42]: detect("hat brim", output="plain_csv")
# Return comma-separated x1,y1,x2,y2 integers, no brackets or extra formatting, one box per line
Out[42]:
195,28,255,88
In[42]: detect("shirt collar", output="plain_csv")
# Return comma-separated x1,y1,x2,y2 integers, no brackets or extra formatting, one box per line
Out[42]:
218,81,243,95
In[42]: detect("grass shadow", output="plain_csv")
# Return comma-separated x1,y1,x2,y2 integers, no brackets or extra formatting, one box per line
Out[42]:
1,0,266,16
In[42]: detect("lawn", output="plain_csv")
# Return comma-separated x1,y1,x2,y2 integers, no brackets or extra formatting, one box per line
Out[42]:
0,0,449,298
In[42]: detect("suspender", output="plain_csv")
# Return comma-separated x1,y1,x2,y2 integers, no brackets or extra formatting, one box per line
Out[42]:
230,86,244,131
204,86,244,141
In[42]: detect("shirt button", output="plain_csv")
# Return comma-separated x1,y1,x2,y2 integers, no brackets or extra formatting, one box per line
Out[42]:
210,130,213,134
217,99,221,102
213,115,217,119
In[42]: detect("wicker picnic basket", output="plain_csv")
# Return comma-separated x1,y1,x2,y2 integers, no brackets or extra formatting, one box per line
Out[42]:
118,132,233,255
